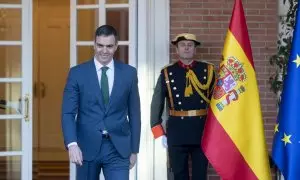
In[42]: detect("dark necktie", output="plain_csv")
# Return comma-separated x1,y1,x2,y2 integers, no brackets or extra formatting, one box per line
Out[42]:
101,66,109,105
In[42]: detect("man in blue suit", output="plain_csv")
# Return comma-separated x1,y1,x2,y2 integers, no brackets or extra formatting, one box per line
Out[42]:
61,25,141,180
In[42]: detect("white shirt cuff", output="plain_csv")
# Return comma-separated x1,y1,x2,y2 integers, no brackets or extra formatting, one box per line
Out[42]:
67,142,78,148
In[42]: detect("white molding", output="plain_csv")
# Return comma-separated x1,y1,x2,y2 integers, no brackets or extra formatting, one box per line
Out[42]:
0,151,23,156
0,4,22,8
128,0,137,68
75,2,129,9
137,0,170,180
76,4,98,9
153,0,169,180
106,4,129,9
0,78,22,82
128,0,137,178
22,0,33,180
0,41,22,45
76,41,94,46
70,163,76,180
99,0,105,26
153,0,170,80
70,0,77,68
0,115,23,119
137,1,153,180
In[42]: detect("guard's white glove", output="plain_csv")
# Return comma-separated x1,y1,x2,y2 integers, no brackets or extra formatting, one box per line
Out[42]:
156,135,168,148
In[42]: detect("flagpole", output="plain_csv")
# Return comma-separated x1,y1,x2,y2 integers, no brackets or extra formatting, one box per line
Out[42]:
275,163,284,180
276,170,281,180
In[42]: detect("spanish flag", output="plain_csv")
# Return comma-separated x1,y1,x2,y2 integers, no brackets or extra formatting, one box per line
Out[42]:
201,0,271,179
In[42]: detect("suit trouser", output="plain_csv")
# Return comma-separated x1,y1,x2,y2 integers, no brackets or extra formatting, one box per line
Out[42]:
76,137,130,180
168,145,208,180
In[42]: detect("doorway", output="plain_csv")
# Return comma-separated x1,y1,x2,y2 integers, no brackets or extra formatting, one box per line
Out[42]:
32,0,134,179
0,0,169,179
33,0,70,179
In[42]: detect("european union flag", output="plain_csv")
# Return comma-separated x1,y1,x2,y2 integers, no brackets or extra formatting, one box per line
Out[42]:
272,1,300,180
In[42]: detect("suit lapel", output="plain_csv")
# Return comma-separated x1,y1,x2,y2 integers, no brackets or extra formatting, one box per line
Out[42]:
106,61,122,113
87,59,105,111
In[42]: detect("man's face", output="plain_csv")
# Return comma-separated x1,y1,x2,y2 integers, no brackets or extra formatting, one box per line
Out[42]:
176,40,196,59
94,35,118,65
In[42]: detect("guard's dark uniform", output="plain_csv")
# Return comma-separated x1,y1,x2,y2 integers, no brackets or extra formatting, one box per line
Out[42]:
150,33,215,180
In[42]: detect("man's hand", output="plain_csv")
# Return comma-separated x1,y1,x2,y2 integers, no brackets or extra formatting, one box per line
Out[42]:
129,153,137,169
68,145,83,166
156,135,168,148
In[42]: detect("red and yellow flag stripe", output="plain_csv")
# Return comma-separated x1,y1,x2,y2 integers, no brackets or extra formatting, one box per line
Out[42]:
201,0,271,179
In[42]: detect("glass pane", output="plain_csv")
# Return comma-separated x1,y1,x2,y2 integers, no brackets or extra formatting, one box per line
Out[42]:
107,9,128,41
0,9,21,41
0,119,21,151
115,45,128,64
77,0,97,4
0,156,21,180
0,83,21,115
106,0,128,4
0,46,21,78
0,0,20,4
77,46,94,64
77,9,98,41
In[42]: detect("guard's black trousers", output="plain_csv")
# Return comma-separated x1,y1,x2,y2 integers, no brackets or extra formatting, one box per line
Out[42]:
168,145,208,180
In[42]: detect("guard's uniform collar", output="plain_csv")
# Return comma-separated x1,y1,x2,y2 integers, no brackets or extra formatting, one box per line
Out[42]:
178,60,197,69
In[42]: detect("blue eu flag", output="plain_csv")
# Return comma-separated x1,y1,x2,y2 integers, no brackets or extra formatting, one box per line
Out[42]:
272,1,300,180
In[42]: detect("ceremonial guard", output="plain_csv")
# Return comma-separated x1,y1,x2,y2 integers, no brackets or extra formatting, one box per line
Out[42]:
150,33,216,180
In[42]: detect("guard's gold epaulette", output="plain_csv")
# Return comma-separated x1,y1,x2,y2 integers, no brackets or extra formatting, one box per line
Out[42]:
199,60,215,66
161,62,176,70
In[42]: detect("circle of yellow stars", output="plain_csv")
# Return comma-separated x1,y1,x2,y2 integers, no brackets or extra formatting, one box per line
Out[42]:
274,123,292,146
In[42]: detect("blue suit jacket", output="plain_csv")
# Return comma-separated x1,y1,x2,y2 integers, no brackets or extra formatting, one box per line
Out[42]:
61,59,141,160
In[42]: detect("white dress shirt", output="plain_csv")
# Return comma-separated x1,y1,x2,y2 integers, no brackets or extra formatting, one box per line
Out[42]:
94,57,114,96
67,58,115,148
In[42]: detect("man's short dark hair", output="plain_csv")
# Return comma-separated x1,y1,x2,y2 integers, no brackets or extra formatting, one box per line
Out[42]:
95,25,118,43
